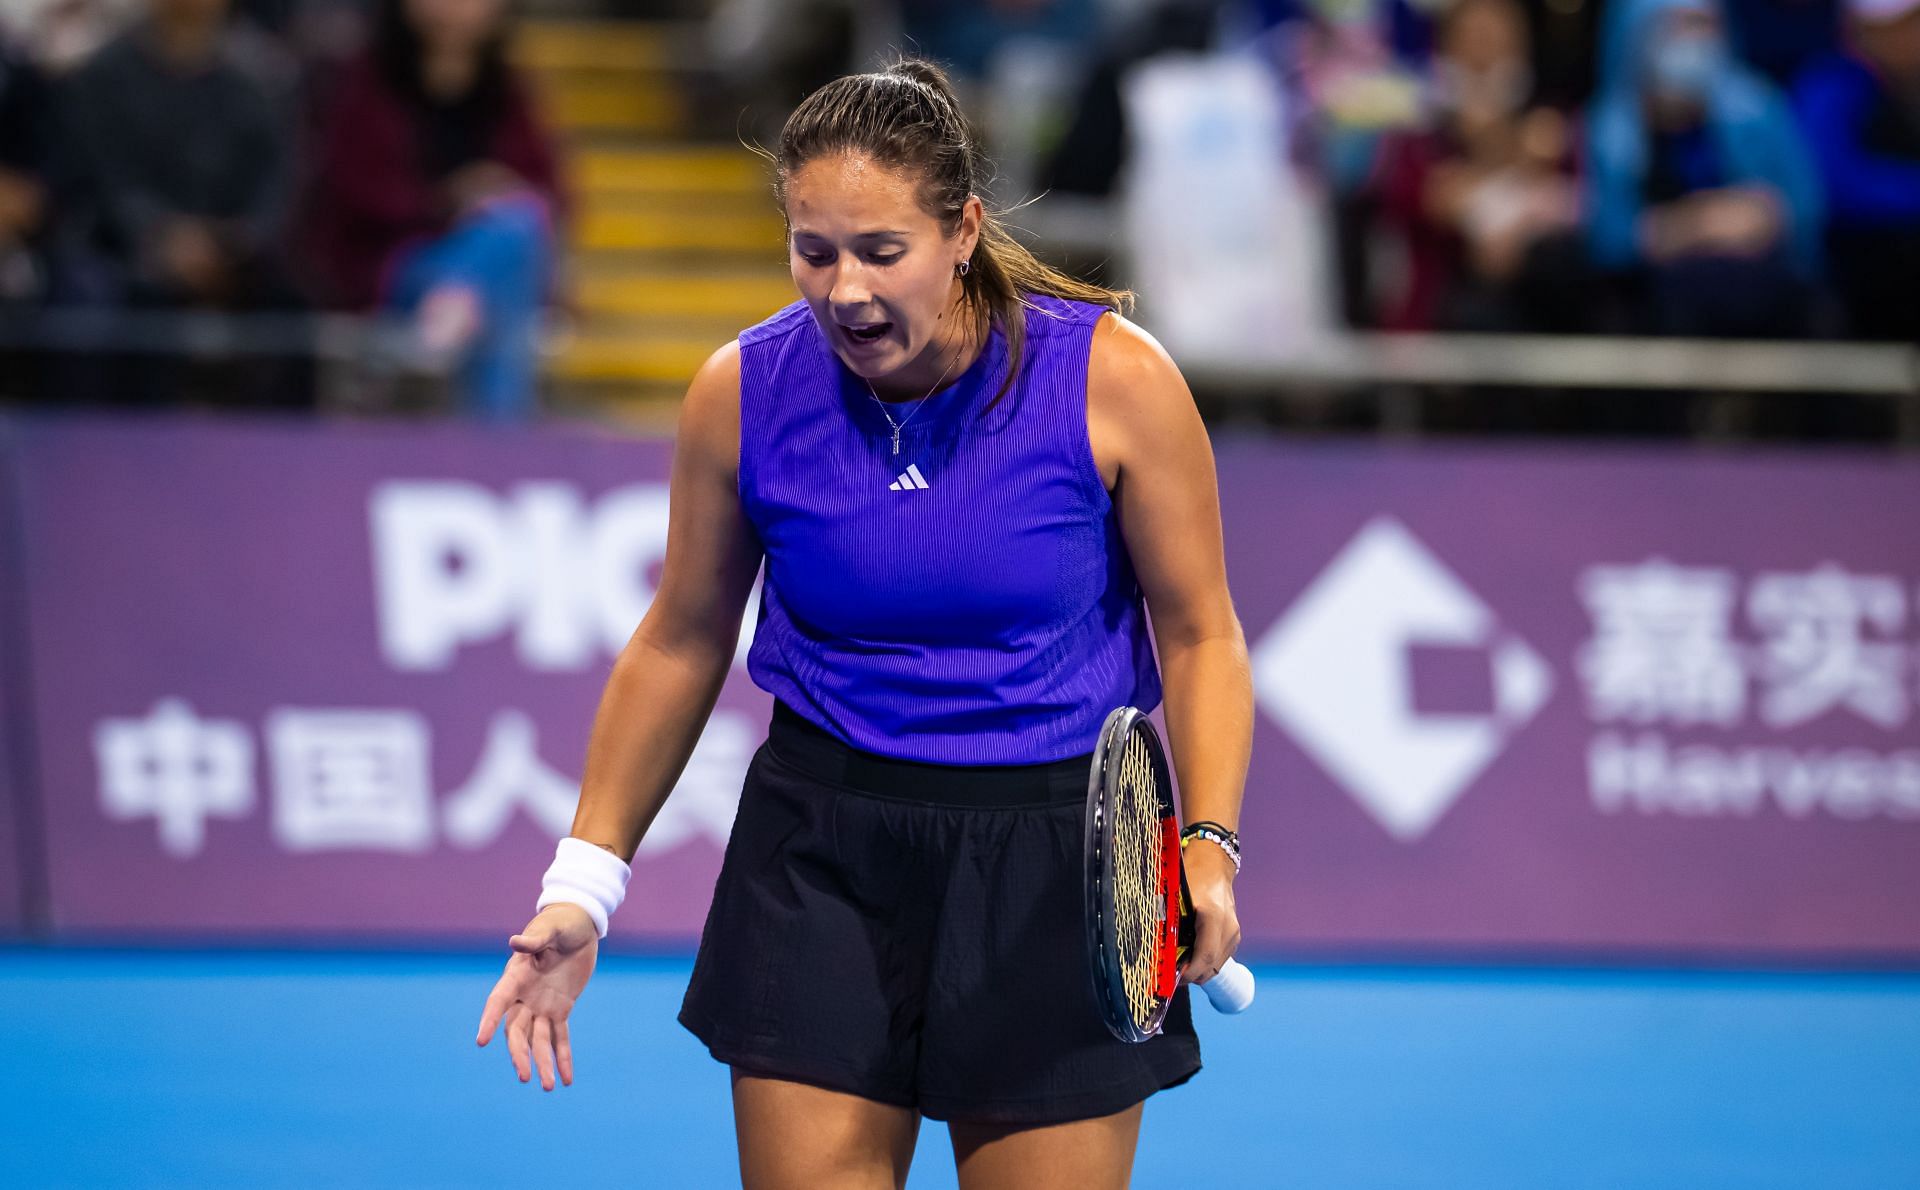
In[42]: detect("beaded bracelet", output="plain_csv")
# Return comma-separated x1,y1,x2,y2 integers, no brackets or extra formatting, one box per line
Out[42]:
1180,822,1242,873
1181,820,1240,850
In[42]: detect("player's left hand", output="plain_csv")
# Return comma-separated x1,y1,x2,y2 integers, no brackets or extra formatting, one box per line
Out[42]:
1180,840,1241,987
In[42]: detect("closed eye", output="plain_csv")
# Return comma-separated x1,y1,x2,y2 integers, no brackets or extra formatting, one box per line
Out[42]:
794,249,904,267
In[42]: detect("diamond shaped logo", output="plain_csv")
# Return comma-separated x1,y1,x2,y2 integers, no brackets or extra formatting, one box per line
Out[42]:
1251,517,1551,839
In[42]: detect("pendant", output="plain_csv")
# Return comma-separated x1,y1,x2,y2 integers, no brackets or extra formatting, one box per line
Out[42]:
891,428,901,455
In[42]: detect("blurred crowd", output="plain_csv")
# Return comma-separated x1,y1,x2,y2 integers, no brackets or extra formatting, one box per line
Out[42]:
1296,0,1920,340
881,0,1920,342
2,0,1919,419
0,0,566,415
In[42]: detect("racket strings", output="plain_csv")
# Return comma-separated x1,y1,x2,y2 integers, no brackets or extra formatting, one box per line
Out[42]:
1113,730,1165,1030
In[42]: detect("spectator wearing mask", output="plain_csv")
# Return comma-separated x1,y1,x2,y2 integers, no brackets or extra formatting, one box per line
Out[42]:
1586,0,1824,336
1374,0,1587,331
52,0,295,315
302,0,566,421
1796,0,1920,339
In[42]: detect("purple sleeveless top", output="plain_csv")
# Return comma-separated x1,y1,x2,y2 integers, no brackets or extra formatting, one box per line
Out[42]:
737,294,1161,765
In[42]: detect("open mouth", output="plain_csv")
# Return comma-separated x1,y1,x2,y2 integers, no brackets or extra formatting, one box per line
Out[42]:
841,321,893,346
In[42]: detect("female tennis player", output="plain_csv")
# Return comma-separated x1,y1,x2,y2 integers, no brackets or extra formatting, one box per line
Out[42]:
475,59,1253,1189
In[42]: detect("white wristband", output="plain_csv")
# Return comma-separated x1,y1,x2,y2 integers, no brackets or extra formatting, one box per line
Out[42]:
534,837,631,939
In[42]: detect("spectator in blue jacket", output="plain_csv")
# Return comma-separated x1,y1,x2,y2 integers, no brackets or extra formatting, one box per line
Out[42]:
1796,0,1920,339
1586,0,1826,336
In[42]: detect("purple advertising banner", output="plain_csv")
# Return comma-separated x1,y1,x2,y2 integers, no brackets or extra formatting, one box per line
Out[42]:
0,428,24,934
19,418,766,941
15,418,1920,959
1220,441,1920,960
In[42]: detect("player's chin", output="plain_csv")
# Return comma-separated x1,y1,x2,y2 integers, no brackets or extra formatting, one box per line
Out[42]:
838,350,895,379
834,333,905,377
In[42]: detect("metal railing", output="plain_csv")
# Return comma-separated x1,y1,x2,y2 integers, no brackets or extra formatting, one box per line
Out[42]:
3,307,1917,439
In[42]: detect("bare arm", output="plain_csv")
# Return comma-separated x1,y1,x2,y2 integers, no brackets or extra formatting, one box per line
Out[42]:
569,341,763,861
476,341,760,1090
1088,313,1253,983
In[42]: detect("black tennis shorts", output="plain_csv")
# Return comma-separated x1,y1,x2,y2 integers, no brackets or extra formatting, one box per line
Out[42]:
678,701,1202,1126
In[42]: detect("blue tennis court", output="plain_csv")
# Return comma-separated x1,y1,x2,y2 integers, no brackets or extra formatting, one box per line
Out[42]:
5,948,1917,1188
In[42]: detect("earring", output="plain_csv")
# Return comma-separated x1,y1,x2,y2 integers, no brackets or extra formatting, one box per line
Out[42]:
956,260,971,278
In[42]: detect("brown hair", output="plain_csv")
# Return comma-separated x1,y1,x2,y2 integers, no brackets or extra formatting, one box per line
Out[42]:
771,58,1133,405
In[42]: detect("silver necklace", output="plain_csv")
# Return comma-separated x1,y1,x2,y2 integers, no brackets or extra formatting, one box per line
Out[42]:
865,339,962,456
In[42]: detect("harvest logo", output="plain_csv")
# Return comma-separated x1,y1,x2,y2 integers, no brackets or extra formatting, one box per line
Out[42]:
1250,517,1552,839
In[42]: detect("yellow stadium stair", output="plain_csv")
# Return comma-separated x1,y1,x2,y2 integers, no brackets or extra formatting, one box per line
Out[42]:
514,18,795,414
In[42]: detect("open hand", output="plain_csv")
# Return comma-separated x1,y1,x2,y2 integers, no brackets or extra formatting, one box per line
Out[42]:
475,903,599,1090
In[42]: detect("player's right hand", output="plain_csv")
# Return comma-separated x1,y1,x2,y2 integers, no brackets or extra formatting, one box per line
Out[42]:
475,903,598,1091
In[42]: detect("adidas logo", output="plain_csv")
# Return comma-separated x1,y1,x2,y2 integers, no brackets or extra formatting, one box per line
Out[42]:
888,464,930,491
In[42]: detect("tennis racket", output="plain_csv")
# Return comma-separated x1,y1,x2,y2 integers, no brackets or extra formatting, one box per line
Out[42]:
1084,706,1255,1044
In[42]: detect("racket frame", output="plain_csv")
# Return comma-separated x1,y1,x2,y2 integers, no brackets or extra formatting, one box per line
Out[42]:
1084,706,1181,1045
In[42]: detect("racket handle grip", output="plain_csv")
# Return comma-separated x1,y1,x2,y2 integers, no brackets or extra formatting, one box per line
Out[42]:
1197,957,1255,1014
